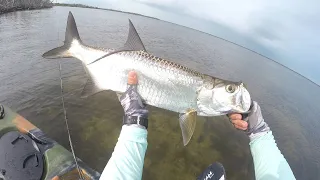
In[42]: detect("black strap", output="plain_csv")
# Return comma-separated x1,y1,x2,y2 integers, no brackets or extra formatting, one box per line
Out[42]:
123,115,148,129
0,105,4,119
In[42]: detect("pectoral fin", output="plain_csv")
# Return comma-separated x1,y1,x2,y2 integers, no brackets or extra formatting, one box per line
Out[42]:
179,109,197,146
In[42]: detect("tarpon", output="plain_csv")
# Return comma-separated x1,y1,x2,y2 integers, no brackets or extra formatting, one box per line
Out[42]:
43,12,251,145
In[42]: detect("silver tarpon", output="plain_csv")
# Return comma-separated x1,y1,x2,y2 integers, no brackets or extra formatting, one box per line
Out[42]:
43,12,251,145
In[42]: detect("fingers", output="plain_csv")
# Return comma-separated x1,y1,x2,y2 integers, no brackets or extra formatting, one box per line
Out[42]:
228,113,248,130
127,71,138,85
229,113,242,120
231,120,248,130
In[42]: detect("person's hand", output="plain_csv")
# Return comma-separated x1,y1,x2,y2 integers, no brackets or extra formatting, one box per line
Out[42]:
228,101,270,140
119,71,148,129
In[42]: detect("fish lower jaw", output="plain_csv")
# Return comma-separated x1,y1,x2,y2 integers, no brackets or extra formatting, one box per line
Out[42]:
197,111,226,117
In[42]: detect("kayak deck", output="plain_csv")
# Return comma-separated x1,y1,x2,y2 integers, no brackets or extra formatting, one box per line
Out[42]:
0,105,100,180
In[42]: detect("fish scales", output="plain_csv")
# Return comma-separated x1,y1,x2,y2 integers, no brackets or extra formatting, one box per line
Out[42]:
89,50,203,113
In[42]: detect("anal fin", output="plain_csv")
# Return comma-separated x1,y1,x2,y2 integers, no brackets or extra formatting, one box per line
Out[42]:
81,66,103,98
81,77,103,98
179,109,197,146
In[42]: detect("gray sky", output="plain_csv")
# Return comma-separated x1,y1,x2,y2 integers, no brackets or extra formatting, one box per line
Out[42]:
60,0,320,85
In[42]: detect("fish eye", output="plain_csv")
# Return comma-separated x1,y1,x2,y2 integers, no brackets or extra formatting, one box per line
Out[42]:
226,84,236,93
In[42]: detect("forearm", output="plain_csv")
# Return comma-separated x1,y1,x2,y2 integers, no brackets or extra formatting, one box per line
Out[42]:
100,125,148,180
250,131,296,180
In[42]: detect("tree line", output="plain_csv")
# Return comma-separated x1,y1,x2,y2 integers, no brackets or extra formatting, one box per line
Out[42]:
0,0,53,14
55,3,160,20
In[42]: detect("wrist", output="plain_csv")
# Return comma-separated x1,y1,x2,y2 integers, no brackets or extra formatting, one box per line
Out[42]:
124,124,146,129
123,115,148,129
248,122,270,141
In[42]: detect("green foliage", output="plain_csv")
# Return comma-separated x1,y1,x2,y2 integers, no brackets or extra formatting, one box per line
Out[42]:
53,3,160,20
0,0,53,14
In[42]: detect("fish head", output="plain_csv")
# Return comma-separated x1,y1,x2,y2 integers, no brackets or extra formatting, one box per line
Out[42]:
197,79,251,116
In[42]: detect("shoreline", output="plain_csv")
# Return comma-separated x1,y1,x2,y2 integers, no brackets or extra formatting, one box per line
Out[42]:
0,6,52,15
53,3,159,20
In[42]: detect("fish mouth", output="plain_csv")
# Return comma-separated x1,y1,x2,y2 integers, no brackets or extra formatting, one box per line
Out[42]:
239,84,252,112
233,83,251,113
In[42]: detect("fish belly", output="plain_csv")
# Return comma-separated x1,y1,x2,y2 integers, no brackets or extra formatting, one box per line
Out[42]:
87,51,204,113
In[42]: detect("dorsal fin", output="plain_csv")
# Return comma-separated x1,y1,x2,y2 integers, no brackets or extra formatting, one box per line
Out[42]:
88,19,146,65
123,19,146,51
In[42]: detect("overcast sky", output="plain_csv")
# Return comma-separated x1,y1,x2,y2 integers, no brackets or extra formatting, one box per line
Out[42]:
59,0,320,85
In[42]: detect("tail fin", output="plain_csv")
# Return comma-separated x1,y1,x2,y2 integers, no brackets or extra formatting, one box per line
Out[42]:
43,12,82,59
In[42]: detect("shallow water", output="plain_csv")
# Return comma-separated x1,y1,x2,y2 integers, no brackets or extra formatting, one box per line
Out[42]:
0,6,319,180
